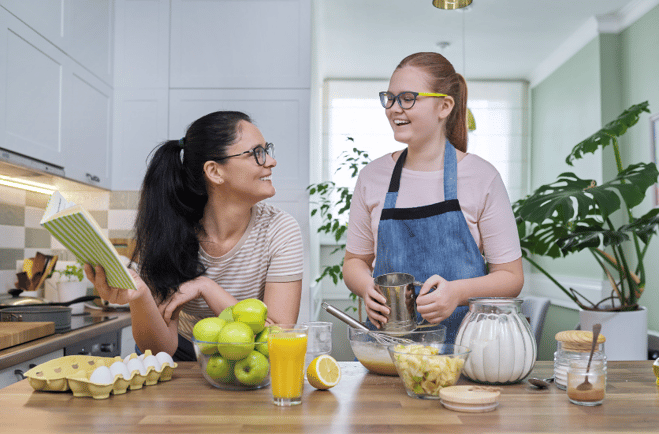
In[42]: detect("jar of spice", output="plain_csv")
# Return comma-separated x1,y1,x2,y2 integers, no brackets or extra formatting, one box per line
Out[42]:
455,298,536,384
567,359,606,406
554,330,606,390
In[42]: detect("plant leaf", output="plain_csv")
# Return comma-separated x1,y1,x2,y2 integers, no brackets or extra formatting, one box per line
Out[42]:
565,101,650,165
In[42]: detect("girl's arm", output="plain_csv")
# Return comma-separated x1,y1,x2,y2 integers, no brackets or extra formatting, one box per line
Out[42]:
262,280,302,325
415,258,524,323
343,251,390,328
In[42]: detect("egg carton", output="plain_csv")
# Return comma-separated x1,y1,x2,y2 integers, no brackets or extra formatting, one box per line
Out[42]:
24,350,177,399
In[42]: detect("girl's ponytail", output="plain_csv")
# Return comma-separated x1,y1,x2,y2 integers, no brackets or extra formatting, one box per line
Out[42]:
445,73,468,152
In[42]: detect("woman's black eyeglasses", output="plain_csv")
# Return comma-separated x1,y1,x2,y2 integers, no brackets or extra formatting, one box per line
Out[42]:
379,91,447,109
216,143,275,166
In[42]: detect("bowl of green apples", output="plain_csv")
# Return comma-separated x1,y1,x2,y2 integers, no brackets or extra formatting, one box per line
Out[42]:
192,299,271,390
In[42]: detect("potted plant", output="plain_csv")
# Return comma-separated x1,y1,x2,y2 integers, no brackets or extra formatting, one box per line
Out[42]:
55,261,88,314
307,139,371,319
514,101,659,360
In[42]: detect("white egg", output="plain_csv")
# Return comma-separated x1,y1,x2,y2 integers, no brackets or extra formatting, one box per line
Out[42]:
143,355,162,371
126,358,147,376
123,354,133,364
89,366,114,385
138,354,146,361
155,352,174,367
110,361,132,380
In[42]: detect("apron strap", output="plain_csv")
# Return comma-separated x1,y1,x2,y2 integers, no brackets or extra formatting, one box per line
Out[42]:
387,148,407,193
444,140,458,201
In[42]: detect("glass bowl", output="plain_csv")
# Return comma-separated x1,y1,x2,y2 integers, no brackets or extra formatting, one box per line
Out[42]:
347,324,447,376
388,343,470,399
192,338,270,390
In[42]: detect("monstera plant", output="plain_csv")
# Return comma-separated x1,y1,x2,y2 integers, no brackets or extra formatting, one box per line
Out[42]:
514,101,659,312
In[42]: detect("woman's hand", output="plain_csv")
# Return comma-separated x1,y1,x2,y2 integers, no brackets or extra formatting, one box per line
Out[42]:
415,274,457,324
84,264,149,305
362,279,390,329
158,276,218,325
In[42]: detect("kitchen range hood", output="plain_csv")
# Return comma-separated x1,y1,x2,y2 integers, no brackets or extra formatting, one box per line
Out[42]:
0,148,107,193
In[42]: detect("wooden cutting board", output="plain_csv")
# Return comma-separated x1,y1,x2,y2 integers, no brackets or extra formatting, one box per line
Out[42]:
0,322,56,350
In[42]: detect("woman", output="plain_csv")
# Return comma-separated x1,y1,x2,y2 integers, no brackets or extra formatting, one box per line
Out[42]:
86,111,304,360
342,52,523,343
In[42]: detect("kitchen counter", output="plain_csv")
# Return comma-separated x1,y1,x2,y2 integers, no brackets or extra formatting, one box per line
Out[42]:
0,308,131,370
0,361,657,433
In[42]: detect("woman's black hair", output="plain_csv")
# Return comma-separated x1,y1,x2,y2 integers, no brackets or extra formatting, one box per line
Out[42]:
132,111,252,302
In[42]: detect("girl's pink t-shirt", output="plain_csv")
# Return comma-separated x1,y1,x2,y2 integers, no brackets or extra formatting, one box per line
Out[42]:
346,152,522,265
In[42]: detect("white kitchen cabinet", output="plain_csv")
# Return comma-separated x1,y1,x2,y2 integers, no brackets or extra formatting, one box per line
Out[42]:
120,326,136,358
0,0,114,86
0,6,112,188
0,349,63,389
169,0,310,89
62,62,113,190
0,7,66,167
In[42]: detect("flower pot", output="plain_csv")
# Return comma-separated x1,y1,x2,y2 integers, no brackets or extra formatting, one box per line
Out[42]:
57,281,88,315
579,306,647,361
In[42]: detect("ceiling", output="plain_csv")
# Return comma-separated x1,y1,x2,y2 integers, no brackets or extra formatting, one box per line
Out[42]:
314,0,650,84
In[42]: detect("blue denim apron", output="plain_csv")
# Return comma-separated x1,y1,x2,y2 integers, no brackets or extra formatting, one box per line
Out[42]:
372,141,487,343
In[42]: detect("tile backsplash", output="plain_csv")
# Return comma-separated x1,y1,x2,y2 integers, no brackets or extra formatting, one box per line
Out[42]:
0,186,140,293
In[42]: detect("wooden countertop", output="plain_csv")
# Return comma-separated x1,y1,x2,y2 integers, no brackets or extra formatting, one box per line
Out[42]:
0,308,131,370
0,361,657,433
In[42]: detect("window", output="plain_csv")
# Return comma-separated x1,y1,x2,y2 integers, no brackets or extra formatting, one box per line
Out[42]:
324,79,528,203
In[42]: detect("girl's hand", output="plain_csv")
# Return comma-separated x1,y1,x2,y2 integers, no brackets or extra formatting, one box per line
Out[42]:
415,274,456,324
363,280,390,329
84,264,149,305
158,276,217,325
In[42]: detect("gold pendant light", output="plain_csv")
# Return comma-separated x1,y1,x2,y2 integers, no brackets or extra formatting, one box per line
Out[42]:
432,0,472,10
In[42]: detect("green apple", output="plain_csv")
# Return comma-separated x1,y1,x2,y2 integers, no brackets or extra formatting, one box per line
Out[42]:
232,298,268,334
193,317,227,354
218,306,234,323
234,350,269,386
206,354,235,383
217,321,255,360
254,326,270,358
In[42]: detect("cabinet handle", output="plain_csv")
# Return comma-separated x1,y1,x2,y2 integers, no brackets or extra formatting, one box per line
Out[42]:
86,173,100,183
14,364,37,380
100,343,115,353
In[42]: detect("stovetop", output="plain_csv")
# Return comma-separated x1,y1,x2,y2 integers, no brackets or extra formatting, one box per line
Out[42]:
65,313,118,333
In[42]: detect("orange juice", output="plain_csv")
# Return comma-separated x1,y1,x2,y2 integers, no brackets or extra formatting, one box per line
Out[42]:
268,328,308,405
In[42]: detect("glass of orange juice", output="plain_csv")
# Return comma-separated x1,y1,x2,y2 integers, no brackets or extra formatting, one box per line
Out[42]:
268,324,309,406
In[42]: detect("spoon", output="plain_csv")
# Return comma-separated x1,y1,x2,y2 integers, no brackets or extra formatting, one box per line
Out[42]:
528,377,554,389
576,323,602,391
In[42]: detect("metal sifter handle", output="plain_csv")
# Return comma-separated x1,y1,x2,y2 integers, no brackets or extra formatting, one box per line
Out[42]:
321,302,369,331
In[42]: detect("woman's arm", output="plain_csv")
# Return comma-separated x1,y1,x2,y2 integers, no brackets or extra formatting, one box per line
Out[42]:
85,264,180,355
415,258,524,323
263,280,302,325
343,251,390,328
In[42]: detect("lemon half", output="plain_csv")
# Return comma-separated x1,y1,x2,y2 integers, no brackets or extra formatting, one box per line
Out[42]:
307,355,341,390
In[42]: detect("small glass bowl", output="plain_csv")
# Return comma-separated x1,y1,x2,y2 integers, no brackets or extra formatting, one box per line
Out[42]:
192,338,270,391
347,324,447,376
388,343,470,399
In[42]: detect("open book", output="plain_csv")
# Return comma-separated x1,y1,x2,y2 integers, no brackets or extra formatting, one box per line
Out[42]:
40,191,137,290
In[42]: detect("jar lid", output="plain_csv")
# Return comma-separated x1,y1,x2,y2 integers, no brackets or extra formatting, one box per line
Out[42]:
555,330,606,351
439,386,500,413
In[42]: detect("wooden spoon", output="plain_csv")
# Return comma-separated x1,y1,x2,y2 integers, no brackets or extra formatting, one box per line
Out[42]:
576,323,602,391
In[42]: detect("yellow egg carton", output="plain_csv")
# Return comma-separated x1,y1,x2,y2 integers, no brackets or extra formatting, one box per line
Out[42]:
24,350,177,399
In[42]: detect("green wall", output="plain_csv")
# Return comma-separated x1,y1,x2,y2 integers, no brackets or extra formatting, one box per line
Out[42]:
530,5,659,360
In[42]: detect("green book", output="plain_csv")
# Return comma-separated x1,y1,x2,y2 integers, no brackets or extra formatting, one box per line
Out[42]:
40,191,137,290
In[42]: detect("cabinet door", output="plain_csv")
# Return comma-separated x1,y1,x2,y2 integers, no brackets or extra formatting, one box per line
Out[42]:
62,62,113,189
169,0,311,88
120,326,136,358
0,349,63,389
0,8,66,167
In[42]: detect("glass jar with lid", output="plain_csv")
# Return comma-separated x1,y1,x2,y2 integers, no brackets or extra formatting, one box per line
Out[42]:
455,298,536,384
553,330,606,390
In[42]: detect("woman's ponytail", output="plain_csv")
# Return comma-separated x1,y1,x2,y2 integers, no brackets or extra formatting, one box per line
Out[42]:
133,111,251,302
445,73,468,152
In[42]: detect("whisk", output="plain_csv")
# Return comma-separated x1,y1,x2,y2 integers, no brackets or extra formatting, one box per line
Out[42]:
322,302,415,346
